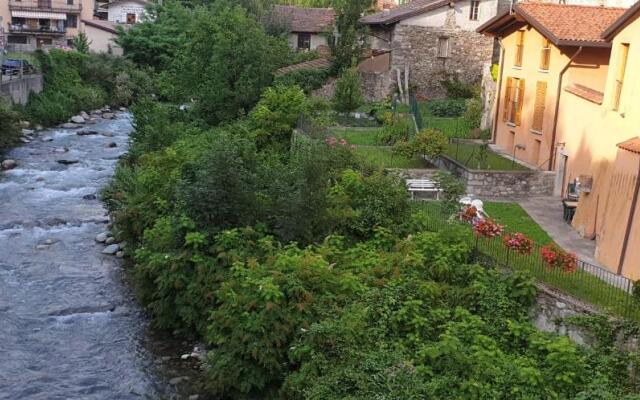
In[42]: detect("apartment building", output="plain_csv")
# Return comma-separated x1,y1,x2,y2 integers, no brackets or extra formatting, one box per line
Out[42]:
479,1,640,278
0,0,94,51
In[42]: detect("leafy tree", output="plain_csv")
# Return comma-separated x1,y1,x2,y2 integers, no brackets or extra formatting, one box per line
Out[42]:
393,128,448,160
331,0,374,73
0,99,21,151
250,85,309,145
332,67,363,112
71,32,91,53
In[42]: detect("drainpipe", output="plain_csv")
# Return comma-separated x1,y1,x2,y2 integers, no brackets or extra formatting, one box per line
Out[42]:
548,46,583,171
617,156,640,275
491,39,505,144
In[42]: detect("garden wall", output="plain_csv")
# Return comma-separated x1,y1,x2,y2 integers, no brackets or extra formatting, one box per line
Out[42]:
0,74,43,105
434,155,556,197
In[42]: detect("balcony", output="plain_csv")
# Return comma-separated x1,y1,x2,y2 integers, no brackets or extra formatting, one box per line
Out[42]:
9,0,82,13
9,24,66,35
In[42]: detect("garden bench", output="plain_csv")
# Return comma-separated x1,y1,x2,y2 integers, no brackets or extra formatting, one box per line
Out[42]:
406,179,442,200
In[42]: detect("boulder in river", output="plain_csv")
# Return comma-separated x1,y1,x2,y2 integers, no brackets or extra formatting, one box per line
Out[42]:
83,194,97,200
77,130,100,136
2,159,17,170
61,122,82,129
70,115,86,124
56,159,79,165
106,142,117,148
95,232,109,243
105,237,116,245
116,251,125,258
41,136,54,142
102,112,115,120
80,111,90,120
19,120,30,129
22,128,35,136
169,376,189,385
102,244,120,255
53,147,69,153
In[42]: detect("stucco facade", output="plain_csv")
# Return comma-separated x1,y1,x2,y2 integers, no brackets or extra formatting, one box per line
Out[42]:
0,0,93,51
81,20,123,55
287,32,330,51
107,0,147,24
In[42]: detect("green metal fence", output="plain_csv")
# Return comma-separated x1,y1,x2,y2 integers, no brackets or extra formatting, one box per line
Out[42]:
413,201,640,321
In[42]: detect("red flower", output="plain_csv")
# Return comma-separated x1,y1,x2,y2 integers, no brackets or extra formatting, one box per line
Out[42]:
503,232,533,255
540,244,577,273
473,219,504,238
460,206,478,222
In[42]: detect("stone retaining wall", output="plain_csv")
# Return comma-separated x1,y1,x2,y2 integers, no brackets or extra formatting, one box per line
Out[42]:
0,74,43,105
434,155,556,197
360,70,393,102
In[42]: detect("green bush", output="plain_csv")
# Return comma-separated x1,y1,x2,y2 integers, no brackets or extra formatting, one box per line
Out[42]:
0,100,21,151
250,85,309,146
464,98,483,129
377,115,411,145
427,99,467,117
333,67,363,112
392,128,448,160
273,69,330,94
440,77,478,99
491,64,499,81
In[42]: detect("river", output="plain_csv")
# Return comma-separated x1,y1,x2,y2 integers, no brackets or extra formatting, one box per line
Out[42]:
0,113,195,399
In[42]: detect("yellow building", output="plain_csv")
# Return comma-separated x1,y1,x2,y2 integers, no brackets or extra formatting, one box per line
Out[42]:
0,0,94,51
480,1,640,279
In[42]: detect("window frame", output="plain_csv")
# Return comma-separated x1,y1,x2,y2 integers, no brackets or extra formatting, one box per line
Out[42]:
297,32,311,51
514,30,525,68
469,0,480,21
539,39,551,71
437,36,450,58
531,81,547,133
613,43,629,111
503,77,525,126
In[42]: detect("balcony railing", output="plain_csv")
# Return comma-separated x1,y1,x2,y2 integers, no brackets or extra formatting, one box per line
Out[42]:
8,24,66,35
9,0,82,13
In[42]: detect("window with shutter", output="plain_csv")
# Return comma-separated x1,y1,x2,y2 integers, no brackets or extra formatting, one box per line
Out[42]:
613,43,629,111
540,39,551,71
515,31,524,67
531,81,547,132
514,78,525,126
437,37,449,58
503,77,513,122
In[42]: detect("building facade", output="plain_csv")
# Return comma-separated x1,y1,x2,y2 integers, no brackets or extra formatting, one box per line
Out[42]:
480,1,640,279
273,5,335,52
0,0,94,51
106,0,147,24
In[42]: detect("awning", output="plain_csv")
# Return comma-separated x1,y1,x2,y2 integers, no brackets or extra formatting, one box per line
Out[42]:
11,11,67,20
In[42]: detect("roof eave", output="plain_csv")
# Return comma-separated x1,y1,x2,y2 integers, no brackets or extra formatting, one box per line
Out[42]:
602,1,640,40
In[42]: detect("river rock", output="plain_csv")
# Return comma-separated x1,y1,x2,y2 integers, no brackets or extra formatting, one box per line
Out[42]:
85,118,98,125
180,354,190,360
116,251,125,258
169,376,189,385
106,142,117,148
61,122,81,129
105,237,116,245
41,136,53,142
77,130,100,136
101,132,114,137
44,239,55,245
95,232,109,243
83,194,97,200
36,176,45,182
2,159,17,170
53,147,69,153
56,159,79,165
102,244,120,255
70,115,86,124
102,112,115,120
22,128,35,135
91,109,103,115
189,395,199,400
119,107,127,112
80,111,90,120
19,120,30,128
20,138,31,143
36,244,49,250
35,124,43,131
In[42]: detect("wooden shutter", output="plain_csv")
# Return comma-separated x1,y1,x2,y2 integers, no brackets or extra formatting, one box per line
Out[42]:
515,78,525,126
532,81,547,132
503,77,513,122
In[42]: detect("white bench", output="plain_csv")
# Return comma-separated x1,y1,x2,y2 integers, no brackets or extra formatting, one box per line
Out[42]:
406,179,442,200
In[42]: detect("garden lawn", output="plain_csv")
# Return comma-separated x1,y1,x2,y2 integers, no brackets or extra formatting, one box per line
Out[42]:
411,200,640,322
354,146,428,169
330,127,381,146
445,142,528,171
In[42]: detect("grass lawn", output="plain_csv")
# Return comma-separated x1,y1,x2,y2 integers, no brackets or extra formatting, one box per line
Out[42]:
445,142,528,171
354,146,428,169
411,200,639,321
330,127,381,146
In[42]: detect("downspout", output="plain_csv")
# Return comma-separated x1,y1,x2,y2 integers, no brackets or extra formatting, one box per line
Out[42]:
548,46,583,171
617,156,640,275
491,39,505,144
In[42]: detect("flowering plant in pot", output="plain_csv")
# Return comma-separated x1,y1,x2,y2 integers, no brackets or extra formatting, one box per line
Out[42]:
473,219,503,238
540,244,577,273
503,232,534,255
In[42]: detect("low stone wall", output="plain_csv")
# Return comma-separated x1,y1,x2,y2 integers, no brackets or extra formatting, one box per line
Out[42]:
388,168,439,180
0,74,43,105
434,155,556,197
360,70,393,102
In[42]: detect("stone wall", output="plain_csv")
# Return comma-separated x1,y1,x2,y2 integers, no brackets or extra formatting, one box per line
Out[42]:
311,77,336,100
480,63,497,130
434,155,556,197
390,22,494,99
0,74,43,105
360,69,393,102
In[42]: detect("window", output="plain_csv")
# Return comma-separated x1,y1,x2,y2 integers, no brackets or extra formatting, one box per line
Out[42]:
503,77,525,125
613,43,629,111
8,35,28,44
67,0,73,4
437,37,449,58
297,32,311,50
514,30,524,67
531,81,547,132
540,39,551,71
469,0,480,21
65,14,77,28
126,13,137,24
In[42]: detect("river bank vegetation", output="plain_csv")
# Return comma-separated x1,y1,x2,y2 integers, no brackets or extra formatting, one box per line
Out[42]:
97,0,640,398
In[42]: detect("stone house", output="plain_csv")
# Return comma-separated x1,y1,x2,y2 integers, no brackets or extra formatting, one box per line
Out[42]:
479,1,640,279
273,5,335,52
359,0,510,99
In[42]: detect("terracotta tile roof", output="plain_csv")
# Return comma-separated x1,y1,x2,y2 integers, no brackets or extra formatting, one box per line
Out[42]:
602,0,640,40
275,57,331,75
273,5,335,33
360,0,451,25
479,2,626,47
565,84,604,104
617,137,640,154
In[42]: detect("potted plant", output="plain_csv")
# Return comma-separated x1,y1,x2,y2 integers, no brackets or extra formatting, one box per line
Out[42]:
540,244,577,273
503,232,534,255
473,219,503,238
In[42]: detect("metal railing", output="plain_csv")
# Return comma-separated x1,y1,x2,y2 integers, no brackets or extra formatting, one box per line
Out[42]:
9,0,82,12
408,93,475,138
9,25,66,34
414,202,639,320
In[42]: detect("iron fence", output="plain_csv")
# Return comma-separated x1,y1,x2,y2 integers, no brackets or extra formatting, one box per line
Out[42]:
408,93,476,138
413,201,639,321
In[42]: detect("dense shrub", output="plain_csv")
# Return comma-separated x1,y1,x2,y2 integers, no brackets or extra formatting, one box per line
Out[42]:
393,128,448,160
377,114,411,145
464,97,483,129
273,69,330,94
427,98,467,117
250,85,309,146
333,67,363,112
440,77,479,99
0,100,22,151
